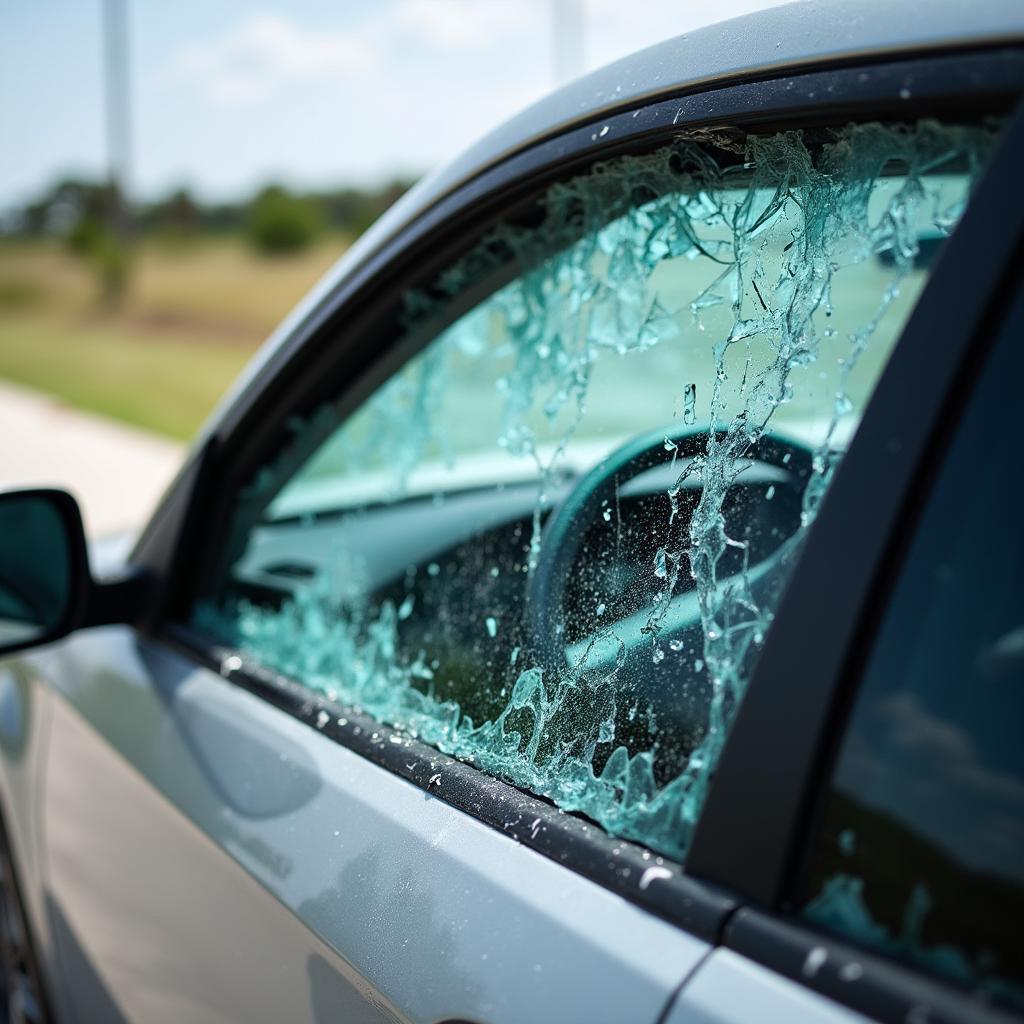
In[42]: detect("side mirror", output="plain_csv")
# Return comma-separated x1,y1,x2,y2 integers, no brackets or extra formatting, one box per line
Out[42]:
0,488,149,657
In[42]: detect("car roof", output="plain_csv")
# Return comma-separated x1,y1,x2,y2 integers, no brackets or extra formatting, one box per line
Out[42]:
207,0,1023,437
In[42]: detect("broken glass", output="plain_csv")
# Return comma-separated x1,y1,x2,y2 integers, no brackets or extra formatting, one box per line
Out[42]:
194,118,1002,862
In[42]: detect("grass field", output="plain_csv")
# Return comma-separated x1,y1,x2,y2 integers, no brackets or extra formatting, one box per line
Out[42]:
0,235,348,439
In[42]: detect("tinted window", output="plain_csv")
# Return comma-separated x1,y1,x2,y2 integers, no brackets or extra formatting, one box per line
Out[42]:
193,120,1002,862
799,287,1024,1011
0,493,72,644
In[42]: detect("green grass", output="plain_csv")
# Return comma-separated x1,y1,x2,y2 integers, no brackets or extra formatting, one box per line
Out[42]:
0,314,250,440
0,236,348,439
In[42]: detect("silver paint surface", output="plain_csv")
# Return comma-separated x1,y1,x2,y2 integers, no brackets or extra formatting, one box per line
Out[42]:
665,948,874,1024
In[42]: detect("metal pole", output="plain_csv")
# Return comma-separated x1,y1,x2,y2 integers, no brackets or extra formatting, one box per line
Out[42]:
552,0,586,86
102,0,132,276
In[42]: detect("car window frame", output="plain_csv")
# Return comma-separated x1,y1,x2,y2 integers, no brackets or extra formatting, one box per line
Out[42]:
137,48,1024,951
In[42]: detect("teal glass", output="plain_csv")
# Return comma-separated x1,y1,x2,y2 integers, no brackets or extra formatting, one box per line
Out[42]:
0,494,73,648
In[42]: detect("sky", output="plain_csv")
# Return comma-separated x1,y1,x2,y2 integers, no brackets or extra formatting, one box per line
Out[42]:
1,0,789,211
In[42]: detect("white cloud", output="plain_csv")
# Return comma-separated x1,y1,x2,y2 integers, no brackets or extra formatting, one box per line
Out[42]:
147,0,793,199
171,0,790,112
392,0,535,50
176,14,377,104
173,5,535,108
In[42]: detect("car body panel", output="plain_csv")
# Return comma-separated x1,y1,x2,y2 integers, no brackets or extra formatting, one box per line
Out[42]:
33,625,707,1023
0,652,55,999
664,949,874,1024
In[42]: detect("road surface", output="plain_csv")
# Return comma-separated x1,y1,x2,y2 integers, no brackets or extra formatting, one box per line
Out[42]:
0,380,186,539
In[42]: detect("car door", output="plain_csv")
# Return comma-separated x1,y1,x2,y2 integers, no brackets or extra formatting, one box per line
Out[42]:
33,51,1024,1024
666,99,1024,1024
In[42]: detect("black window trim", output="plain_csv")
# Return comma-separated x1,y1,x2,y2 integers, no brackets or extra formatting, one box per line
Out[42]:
134,48,1024,956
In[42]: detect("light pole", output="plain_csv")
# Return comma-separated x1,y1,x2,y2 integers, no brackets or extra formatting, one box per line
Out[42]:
552,0,586,86
102,0,132,302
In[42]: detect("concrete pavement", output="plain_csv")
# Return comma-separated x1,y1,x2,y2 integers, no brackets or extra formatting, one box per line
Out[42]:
0,380,186,538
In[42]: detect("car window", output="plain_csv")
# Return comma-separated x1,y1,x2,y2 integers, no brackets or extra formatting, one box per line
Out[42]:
796,281,1024,1012
192,119,1002,862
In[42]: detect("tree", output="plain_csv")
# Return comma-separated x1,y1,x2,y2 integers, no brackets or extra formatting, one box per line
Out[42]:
246,185,322,255
47,179,130,306
145,187,201,241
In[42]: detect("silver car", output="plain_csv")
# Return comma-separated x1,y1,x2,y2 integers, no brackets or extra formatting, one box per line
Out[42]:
1,1,1022,1021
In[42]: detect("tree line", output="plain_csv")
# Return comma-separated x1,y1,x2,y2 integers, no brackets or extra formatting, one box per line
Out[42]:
7,176,415,252
1,176,415,305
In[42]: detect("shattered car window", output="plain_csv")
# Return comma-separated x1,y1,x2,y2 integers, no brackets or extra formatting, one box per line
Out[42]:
194,120,1002,862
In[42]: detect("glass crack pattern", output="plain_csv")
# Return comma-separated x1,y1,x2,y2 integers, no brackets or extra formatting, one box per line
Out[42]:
197,119,1000,861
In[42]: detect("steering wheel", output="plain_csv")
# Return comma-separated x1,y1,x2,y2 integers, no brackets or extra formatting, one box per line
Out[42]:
525,424,814,677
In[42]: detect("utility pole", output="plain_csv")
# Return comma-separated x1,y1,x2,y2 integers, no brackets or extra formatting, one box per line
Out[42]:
102,0,132,303
552,0,586,86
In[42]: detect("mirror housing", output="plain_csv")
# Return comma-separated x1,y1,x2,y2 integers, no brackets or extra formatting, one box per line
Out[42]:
0,488,152,657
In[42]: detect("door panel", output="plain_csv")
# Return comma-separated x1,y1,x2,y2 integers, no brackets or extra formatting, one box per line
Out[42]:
665,949,872,1024
41,625,706,1023
0,655,58,1008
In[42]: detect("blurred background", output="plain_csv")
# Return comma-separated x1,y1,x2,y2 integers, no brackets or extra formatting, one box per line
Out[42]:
0,0,783,535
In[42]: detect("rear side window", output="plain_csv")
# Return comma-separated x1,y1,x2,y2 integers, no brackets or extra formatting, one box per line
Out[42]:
797,287,1024,1011
193,118,1002,862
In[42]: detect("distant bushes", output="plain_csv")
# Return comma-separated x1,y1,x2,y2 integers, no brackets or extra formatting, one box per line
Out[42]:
246,186,322,254
86,236,128,302
65,213,129,306
0,176,417,305
4,176,417,256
